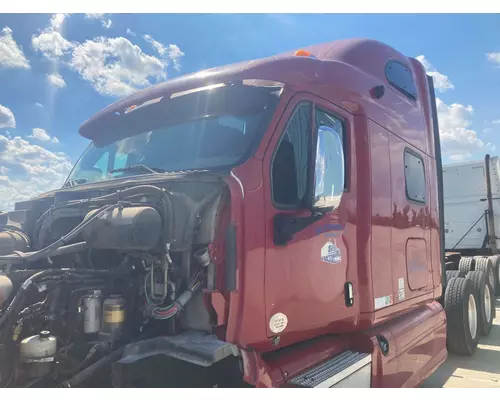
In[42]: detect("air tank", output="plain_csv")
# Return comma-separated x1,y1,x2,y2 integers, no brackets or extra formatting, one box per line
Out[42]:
82,206,162,251
0,273,12,308
0,229,29,256
20,331,57,378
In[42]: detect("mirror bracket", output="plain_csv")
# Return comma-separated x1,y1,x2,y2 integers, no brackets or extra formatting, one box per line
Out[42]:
273,212,323,246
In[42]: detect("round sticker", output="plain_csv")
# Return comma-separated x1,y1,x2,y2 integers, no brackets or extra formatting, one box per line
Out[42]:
269,313,288,334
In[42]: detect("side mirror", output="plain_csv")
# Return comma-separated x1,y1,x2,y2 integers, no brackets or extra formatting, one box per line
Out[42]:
312,125,345,211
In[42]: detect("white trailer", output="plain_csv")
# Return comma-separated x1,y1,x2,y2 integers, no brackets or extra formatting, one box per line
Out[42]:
443,154,500,295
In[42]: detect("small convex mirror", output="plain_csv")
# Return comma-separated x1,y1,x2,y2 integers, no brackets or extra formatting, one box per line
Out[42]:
312,125,345,211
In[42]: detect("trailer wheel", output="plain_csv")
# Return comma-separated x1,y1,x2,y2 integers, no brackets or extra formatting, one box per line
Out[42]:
444,277,479,356
443,271,461,295
458,257,475,276
445,261,458,271
466,271,494,336
487,255,500,296
446,270,461,284
475,257,495,294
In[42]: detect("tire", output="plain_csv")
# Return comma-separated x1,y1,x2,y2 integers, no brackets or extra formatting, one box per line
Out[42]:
444,277,479,356
458,257,475,276
466,271,494,336
488,255,500,296
475,257,495,294
446,270,460,284
443,271,461,295
445,261,458,271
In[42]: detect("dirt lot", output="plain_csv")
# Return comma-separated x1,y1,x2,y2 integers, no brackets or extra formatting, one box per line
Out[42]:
423,298,500,388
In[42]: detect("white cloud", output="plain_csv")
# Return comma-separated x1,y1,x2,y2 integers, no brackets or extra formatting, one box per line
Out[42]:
29,128,59,144
47,72,66,88
50,13,69,31
493,119,500,125
0,135,72,211
144,34,184,71
69,36,167,96
29,128,51,141
416,55,454,93
166,44,184,71
34,102,44,108
144,34,167,56
486,52,500,65
126,28,136,37
437,98,494,161
0,26,30,69
31,18,183,97
85,13,112,29
32,29,73,59
102,19,112,29
0,104,15,129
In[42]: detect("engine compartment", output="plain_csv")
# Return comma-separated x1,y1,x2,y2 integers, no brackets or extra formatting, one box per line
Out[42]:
0,174,234,388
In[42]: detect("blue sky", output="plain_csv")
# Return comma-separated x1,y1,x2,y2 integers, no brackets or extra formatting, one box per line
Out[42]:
0,13,499,210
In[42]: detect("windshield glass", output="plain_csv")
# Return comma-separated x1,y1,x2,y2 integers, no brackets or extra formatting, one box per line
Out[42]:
66,83,282,186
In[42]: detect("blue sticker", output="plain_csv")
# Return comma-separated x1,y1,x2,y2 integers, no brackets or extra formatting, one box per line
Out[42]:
324,232,338,238
315,224,345,235
321,239,341,264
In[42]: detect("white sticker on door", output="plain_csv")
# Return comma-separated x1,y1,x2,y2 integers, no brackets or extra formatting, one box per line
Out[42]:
398,278,405,301
398,278,404,290
269,313,288,334
374,295,393,310
320,239,341,264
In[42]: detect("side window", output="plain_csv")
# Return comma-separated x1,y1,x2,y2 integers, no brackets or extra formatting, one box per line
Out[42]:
315,108,347,190
385,60,417,100
272,103,312,207
404,150,426,203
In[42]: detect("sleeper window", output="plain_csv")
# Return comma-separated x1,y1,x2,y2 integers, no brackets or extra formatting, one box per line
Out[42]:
404,150,426,203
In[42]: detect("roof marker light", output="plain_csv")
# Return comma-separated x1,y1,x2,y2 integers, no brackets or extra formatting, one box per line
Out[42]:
294,50,315,58
124,96,164,114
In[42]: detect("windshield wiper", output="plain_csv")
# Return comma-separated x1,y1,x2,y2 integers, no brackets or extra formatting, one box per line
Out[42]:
63,178,88,188
109,164,165,175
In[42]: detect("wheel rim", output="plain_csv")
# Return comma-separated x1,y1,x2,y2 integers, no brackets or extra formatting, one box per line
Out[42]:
485,284,492,323
468,294,478,339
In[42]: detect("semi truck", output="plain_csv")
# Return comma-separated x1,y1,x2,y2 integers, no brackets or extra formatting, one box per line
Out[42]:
443,155,500,298
0,38,495,388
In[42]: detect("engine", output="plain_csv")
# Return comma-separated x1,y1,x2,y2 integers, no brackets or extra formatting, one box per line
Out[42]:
0,182,227,388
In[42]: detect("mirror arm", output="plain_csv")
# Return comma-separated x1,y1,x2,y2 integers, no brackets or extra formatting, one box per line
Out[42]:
273,212,324,246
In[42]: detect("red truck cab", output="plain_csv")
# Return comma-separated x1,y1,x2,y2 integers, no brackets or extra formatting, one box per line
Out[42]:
77,38,447,387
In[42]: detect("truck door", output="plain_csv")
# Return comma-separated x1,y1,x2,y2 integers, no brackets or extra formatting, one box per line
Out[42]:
262,95,358,341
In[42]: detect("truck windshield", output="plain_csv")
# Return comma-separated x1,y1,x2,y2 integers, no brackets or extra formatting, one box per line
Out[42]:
65,83,282,186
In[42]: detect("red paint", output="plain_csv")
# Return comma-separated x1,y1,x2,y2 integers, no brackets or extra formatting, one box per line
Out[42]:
82,38,447,387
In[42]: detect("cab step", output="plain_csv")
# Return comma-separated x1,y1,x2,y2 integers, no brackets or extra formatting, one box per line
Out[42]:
288,350,372,388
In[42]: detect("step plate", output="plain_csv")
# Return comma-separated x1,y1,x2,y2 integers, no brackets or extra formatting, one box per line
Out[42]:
288,350,372,388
